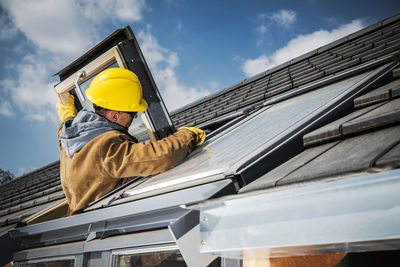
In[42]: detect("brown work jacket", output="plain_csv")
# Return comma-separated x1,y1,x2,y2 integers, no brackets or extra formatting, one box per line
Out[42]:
59,127,195,216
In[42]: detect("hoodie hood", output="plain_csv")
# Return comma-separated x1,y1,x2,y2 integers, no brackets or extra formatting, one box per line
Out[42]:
59,109,127,157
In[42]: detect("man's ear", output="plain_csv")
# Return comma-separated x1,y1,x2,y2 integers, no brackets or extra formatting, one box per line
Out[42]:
112,111,119,121
104,110,119,122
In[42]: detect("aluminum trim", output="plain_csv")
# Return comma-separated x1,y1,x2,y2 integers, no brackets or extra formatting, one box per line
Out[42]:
196,169,400,258
14,256,76,265
123,168,228,197
111,244,178,255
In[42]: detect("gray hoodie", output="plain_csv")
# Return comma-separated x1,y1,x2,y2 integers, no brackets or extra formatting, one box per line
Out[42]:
59,109,128,157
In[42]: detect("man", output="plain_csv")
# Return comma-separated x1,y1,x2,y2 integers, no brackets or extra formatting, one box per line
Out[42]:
56,68,205,216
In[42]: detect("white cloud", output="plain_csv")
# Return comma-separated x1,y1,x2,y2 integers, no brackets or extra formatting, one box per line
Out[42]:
242,55,271,78
242,19,364,77
0,100,15,117
137,26,210,111
0,0,147,121
270,9,297,27
2,0,146,57
256,25,267,34
255,10,295,46
1,55,58,121
80,0,146,24
2,0,95,57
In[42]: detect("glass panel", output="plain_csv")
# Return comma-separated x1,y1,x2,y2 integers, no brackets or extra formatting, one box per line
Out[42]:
128,114,151,143
18,259,74,267
114,250,186,267
124,65,384,196
75,62,119,111
74,62,151,142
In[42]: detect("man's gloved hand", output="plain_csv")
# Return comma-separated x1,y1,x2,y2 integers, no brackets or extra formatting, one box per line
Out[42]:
179,127,206,147
56,94,77,122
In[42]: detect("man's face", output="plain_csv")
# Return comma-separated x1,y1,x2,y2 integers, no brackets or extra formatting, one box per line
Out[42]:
117,111,137,128
105,111,137,129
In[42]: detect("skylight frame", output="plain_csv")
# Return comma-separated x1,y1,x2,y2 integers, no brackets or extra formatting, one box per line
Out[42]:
116,61,396,202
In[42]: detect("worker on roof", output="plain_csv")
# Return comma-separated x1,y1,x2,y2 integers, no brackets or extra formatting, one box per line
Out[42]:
56,68,205,216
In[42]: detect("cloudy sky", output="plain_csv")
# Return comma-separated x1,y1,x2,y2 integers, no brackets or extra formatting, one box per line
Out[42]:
0,0,399,177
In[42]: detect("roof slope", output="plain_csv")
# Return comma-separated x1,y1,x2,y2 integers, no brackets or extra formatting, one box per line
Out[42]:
0,161,63,235
171,14,400,130
240,65,400,193
1,13,400,236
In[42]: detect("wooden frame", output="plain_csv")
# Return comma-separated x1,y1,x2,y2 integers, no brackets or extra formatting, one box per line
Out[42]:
54,47,124,104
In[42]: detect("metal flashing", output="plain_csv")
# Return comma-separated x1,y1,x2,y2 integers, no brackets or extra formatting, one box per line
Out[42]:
195,169,400,258
120,170,228,202
4,179,233,253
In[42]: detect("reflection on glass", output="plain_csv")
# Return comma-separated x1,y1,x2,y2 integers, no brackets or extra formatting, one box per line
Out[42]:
114,250,187,267
74,63,151,142
19,259,74,267
128,114,151,142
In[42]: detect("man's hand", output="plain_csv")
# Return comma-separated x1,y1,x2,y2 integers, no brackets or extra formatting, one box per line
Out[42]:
179,127,206,147
56,94,77,122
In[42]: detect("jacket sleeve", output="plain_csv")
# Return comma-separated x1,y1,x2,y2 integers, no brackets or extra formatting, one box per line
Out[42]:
100,129,196,178
57,122,65,150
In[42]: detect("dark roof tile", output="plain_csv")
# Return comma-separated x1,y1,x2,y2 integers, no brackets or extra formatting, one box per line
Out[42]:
376,142,400,168
265,84,294,99
290,66,317,79
375,32,400,47
354,79,400,108
292,71,324,87
239,141,340,193
342,98,400,135
303,102,385,147
323,58,360,75
277,124,400,186
268,79,292,92
331,42,358,55
309,53,337,66
361,42,400,62
340,43,374,59
355,30,384,45
382,18,400,30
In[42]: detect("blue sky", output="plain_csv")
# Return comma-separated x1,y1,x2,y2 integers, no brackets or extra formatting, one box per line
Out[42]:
0,0,399,177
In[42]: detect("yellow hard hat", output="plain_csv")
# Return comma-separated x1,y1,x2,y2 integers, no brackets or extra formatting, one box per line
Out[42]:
85,68,148,112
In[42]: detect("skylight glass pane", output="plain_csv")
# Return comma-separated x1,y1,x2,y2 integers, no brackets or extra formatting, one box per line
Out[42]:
123,65,384,197
18,259,74,267
113,250,186,267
